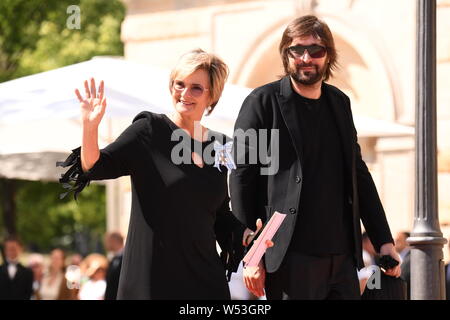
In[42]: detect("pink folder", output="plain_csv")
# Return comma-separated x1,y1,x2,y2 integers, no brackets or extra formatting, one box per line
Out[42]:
243,211,286,267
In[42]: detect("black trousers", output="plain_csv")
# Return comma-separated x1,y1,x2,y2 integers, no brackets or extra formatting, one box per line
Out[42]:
265,251,360,300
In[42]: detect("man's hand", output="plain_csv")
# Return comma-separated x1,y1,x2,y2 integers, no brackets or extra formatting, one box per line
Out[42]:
379,242,402,277
242,218,274,247
243,260,266,297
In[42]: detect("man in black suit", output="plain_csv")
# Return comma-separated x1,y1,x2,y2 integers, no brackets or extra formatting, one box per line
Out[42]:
0,236,33,300
230,15,401,299
104,231,124,300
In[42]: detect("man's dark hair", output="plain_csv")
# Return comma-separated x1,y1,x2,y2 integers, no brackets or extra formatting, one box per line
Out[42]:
4,235,23,247
279,15,338,81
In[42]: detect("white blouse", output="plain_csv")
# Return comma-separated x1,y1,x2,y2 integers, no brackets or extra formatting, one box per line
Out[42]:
39,271,64,300
78,279,106,300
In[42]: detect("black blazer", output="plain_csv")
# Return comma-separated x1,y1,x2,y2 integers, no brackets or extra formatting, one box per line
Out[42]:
230,76,394,273
0,262,33,300
105,252,123,300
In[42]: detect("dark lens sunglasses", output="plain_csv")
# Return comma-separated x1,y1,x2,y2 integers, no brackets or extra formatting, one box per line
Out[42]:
288,45,327,59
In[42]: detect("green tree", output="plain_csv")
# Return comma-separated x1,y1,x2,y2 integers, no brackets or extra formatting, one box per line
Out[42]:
0,178,107,254
12,180,106,253
0,0,125,82
0,0,58,82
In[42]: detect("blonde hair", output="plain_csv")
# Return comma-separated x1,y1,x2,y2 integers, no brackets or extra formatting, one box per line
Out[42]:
169,49,229,115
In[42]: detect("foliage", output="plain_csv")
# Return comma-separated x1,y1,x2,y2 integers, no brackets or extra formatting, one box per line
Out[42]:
0,0,125,82
7,180,106,253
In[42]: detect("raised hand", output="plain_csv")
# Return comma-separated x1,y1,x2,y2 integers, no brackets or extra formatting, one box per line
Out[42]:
75,78,107,129
76,78,105,172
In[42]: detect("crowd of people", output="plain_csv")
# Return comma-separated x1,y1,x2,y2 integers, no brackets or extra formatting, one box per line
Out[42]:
0,232,124,300
1,230,449,300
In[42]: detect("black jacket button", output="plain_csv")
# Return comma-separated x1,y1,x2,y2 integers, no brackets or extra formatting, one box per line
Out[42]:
289,208,296,214
295,176,301,183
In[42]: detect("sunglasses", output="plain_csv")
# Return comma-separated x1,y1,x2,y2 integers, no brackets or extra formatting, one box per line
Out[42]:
287,44,327,59
173,80,209,98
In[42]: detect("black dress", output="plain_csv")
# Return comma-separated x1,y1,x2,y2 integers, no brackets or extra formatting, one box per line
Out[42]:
57,111,245,300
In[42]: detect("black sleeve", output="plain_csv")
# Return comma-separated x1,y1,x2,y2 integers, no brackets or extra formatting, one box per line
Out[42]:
355,141,394,251
345,96,394,251
57,117,149,200
230,92,268,229
215,194,246,281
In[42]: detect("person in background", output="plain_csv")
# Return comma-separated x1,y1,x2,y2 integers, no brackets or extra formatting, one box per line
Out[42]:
78,253,108,300
0,236,33,300
445,236,450,300
104,231,124,300
1,242,4,263
27,253,44,300
357,232,378,294
68,253,83,266
395,231,410,299
362,232,378,266
39,248,77,300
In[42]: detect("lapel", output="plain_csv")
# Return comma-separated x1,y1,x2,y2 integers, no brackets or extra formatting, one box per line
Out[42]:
322,83,353,171
11,263,22,282
0,264,9,280
1,262,18,283
277,76,304,165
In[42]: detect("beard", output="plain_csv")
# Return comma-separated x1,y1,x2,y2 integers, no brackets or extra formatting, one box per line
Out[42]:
289,62,326,86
